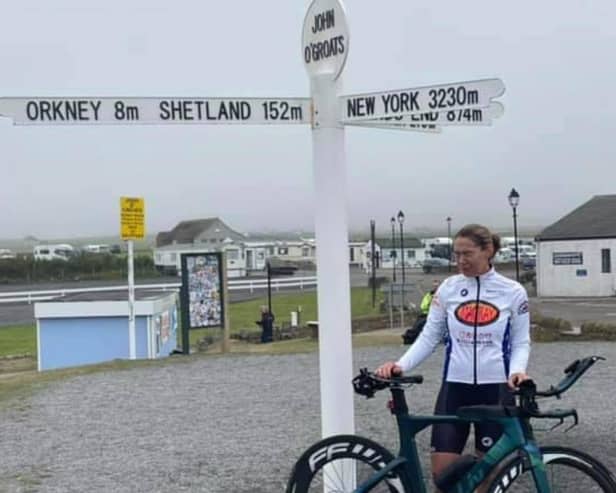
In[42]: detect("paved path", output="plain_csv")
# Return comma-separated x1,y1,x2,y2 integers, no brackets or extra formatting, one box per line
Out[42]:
0,341,614,492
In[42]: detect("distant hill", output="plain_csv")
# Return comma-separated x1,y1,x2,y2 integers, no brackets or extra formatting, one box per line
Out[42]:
0,235,156,254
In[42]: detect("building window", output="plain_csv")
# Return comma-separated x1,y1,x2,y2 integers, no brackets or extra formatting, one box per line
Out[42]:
268,247,274,255
349,247,355,261
278,247,288,255
302,247,310,257
407,250,415,259
601,249,611,273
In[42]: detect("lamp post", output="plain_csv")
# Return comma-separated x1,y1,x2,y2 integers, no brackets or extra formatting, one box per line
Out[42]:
397,210,405,286
370,219,376,308
446,216,452,273
266,259,272,314
508,188,520,282
390,216,397,282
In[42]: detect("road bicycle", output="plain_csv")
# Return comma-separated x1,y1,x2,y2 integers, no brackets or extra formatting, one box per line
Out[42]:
287,355,615,492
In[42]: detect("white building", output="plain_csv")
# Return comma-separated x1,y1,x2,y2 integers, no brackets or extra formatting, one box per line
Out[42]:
349,241,368,268
153,217,428,277
368,237,427,271
242,241,271,271
422,237,452,248
244,238,316,271
536,195,616,297
361,240,382,271
154,218,247,277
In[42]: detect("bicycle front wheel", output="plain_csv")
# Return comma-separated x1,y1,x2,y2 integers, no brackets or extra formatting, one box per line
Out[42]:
286,434,409,493
488,446,616,493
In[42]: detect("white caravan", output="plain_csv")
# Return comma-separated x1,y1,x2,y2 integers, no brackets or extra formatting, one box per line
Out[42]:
33,244,75,261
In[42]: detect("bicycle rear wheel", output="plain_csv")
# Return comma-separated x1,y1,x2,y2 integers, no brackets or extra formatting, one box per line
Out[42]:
541,447,616,491
488,446,616,493
286,434,409,493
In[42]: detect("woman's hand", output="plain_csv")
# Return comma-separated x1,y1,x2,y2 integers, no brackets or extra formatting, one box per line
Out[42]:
508,372,529,390
375,362,403,379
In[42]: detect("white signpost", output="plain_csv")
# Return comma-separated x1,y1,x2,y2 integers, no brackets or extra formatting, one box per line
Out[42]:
340,78,505,122
0,97,312,125
0,1,506,489
302,0,349,80
355,101,505,127
302,0,356,455
346,122,442,133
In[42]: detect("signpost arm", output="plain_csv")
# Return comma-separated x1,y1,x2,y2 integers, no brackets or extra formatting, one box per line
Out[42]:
311,74,355,439
127,239,136,359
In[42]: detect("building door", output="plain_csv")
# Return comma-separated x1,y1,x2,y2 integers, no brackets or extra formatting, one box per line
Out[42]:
246,250,253,270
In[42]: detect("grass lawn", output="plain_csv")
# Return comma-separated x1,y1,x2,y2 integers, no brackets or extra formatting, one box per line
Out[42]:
226,286,383,332
0,325,36,358
188,286,384,345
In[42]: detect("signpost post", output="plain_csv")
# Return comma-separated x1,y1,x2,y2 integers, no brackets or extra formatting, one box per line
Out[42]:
303,0,355,448
120,196,145,360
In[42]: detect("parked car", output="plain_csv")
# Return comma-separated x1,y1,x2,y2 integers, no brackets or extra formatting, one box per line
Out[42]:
421,257,453,273
521,254,536,270
493,247,514,264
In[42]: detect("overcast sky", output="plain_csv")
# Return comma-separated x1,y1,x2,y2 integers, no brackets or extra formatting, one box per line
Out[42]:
1,0,615,240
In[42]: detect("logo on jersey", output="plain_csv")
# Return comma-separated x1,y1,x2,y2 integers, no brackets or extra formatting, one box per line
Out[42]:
454,300,500,326
517,300,529,315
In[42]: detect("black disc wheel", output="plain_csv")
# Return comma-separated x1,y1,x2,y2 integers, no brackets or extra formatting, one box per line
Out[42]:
488,446,616,493
286,435,409,493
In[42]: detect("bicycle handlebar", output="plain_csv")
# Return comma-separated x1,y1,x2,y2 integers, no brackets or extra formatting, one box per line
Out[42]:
352,369,423,398
353,355,604,401
514,355,605,399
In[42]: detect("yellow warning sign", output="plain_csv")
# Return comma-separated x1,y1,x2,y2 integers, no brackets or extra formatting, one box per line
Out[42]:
120,197,145,240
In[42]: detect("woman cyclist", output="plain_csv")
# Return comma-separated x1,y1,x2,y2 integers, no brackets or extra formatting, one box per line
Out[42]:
376,224,531,489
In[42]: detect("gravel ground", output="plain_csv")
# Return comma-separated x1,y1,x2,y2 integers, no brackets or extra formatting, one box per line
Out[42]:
0,342,614,492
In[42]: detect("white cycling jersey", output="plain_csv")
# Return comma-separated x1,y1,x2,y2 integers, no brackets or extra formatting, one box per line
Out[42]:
397,268,530,384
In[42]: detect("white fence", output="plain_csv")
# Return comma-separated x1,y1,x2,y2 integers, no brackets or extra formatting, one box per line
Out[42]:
0,276,318,304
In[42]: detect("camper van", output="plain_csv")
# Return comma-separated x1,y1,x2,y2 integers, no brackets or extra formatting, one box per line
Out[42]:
33,244,75,261
82,244,111,254
0,249,16,259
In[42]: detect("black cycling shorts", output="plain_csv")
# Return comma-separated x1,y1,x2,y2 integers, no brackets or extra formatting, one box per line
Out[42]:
430,382,514,454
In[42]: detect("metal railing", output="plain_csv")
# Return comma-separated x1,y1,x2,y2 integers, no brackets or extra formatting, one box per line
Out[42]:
0,276,318,304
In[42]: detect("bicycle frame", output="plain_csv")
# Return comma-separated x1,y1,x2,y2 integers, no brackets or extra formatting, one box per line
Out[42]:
355,389,551,493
